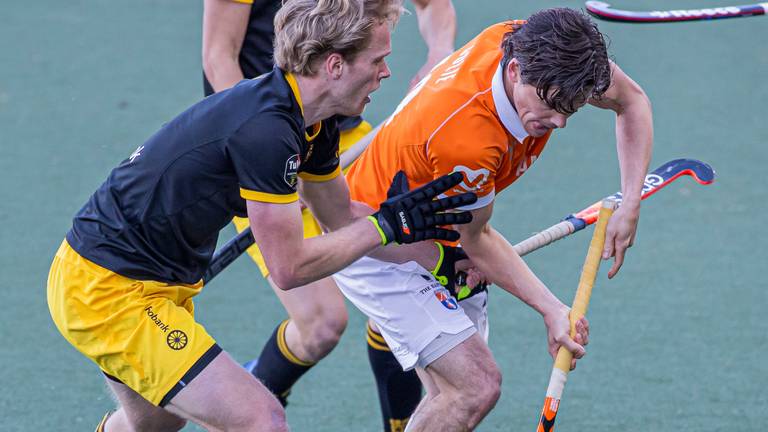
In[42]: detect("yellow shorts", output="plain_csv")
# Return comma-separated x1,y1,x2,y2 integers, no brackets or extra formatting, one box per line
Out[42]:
47,240,219,406
234,120,373,278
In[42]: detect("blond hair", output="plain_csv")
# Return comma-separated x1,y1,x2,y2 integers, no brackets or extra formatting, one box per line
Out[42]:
274,0,404,75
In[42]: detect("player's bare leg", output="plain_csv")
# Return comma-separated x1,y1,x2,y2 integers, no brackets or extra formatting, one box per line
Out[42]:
245,276,347,404
168,351,287,431
411,367,438,414
105,350,287,432
270,276,348,362
404,334,501,432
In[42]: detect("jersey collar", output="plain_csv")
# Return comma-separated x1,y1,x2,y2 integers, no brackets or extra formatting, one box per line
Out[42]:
491,62,528,143
284,71,322,141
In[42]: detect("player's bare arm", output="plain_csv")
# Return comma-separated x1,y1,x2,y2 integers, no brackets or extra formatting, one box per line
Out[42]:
410,0,456,87
589,62,654,278
202,0,250,92
299,175,443,270
247,197,383,290
456,203,588,368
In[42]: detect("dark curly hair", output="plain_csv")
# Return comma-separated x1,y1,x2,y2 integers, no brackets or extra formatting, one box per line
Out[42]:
501,8,612,115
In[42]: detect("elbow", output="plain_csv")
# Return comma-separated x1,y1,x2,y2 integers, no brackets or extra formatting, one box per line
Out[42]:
270,270,302,291
270,273,300,291
635,84,652,113
201,51,221,82
626,79,652,114
201,46,216,78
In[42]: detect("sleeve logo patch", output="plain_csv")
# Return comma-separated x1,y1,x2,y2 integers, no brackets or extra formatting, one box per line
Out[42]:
451,165,490,194
284,154,300,187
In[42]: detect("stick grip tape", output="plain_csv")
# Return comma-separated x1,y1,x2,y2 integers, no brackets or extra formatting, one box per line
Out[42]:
536,199,616,432
553,199,616,373
514,221,576,257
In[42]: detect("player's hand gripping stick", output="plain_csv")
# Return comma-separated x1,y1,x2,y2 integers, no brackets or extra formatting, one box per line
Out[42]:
536,199,617,432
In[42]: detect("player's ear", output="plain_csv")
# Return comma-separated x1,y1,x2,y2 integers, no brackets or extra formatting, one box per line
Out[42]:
506,58,522,84
325,53,344,80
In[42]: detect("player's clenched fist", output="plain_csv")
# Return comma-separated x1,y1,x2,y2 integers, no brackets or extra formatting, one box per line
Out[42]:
368,171,476,244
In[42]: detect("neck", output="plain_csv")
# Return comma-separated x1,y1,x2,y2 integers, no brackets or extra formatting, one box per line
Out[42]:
294,74,338,126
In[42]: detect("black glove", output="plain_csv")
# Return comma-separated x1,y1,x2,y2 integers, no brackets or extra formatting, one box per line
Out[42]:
430,242,488,301
369,171,477,245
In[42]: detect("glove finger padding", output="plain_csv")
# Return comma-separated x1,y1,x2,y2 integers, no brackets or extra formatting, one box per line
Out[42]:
371,172,478,245
423,211,473,227
421,193,477,212
420,228,460,242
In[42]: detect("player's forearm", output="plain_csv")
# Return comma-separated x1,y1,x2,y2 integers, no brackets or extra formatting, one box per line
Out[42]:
300,176,358,232
340,200,441,269
202,53,245,93
202,0,249,93
270,217,382,289
615,88,653,206
462,227,564,317
413,0,456,62
368,240,440,269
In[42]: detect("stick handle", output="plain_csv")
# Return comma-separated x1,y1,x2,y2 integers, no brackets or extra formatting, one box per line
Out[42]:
202,229,255,284
514,220,577,257
536,199,616,432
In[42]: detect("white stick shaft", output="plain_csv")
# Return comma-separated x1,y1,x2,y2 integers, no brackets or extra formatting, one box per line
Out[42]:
513,220,576,257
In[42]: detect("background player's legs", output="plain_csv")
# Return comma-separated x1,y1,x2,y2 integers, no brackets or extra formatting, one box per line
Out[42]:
271,276,348,362
404,334,501,432
247,276,348,404
367,319,423,432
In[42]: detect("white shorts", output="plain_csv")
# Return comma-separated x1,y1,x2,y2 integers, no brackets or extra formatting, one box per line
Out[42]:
333,256,489,370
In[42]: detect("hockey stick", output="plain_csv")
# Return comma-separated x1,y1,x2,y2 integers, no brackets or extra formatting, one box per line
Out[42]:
585,1,768,23
513,158,715,257
203,158,715,283
536,199,617,432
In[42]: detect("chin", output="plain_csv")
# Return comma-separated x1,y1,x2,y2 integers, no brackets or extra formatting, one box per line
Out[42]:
347,104,367,117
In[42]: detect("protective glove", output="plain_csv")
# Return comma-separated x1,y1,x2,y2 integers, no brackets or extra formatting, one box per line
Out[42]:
368,171,476,245
430,242,488,301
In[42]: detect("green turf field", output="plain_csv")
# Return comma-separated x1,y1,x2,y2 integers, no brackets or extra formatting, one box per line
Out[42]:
1,0,766,430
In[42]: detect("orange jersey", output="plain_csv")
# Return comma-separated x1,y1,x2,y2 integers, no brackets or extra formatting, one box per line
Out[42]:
346,22,552,211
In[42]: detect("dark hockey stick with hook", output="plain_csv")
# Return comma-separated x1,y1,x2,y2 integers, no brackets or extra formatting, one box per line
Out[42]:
586,1,767,23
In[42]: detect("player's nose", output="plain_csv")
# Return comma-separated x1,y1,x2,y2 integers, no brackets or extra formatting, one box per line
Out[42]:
379,61,391,80
552,113,568,129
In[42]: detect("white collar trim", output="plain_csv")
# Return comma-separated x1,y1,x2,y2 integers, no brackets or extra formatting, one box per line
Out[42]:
491,63,528,143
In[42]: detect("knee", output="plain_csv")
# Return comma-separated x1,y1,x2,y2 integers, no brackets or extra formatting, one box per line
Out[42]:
253,403,288,432
462,361,502,414
301,312,347,360
233,398,288,432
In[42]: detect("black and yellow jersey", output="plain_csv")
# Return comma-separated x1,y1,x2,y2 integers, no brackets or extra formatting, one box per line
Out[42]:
68,66,339,284
202,0,362,131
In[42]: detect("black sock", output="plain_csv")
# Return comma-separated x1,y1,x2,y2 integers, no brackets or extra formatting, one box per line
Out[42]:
367,322,422,432
254,320,315,406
